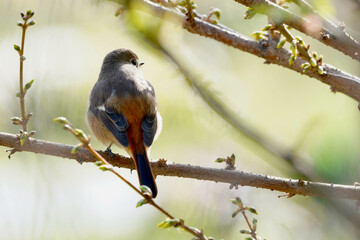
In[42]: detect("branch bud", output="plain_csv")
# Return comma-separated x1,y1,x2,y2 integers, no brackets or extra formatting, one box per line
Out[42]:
71,143,84,154
20,131,28,146
136,198,148,208
24,79,34,92
289,55,296,66
317,65,324,75
11,117,23,125
276,38,286,49
309,57,317,67
28,20,36,26
14,44,21,52
53,117,71,126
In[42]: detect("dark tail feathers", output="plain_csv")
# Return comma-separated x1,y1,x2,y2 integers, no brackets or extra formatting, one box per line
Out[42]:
135,154,158,198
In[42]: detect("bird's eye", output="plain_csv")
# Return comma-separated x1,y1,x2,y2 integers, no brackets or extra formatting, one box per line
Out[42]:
131,59,137,66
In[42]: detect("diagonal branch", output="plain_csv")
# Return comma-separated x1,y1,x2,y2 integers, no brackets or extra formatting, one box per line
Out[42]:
233,0,360,62
1,131,360,200
140,0,360,102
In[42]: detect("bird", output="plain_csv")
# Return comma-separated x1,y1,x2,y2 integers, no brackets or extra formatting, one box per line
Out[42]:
87,48,162,198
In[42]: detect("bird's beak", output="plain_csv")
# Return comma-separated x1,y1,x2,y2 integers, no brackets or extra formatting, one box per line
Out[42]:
139,62,144,66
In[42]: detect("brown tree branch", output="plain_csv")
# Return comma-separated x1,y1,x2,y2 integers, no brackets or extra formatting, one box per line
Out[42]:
140,0,360,102
1,131,360,200
233,0,360,62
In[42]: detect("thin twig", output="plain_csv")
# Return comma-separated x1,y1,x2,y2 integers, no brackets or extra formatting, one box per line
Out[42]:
56,122,208,240
241,210,257,239
19,22,28,132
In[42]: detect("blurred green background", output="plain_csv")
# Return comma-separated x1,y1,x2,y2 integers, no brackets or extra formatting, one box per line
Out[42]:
0,0,360,239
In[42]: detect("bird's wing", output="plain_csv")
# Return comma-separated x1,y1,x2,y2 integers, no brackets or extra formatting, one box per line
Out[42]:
92,106,130,147
141,114,157,147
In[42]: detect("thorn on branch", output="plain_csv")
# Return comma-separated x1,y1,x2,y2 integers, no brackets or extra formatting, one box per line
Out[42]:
6,148,20,159
230,182,239,189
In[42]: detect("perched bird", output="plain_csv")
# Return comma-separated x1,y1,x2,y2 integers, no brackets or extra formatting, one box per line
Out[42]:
87,48,162,198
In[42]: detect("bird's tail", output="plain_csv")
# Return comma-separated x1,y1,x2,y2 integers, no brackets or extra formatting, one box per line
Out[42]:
135,153,158,198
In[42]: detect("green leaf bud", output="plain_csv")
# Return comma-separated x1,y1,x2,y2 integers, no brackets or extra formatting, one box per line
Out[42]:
276,38,286,49
14,44,21,52
309,57,317,67
53,117,71,125
24,79,34,92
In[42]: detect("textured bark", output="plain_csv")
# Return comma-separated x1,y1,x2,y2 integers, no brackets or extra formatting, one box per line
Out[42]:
1,132,360,200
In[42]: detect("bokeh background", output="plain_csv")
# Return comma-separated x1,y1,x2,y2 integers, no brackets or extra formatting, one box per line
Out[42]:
1,0,360,239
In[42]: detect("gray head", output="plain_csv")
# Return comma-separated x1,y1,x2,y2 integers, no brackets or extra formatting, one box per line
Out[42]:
102,48,144,68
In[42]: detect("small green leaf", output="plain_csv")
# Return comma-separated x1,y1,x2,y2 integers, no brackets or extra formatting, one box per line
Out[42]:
244,237,254,240
177,0,186,7
290,40,298,55
303,65,311,73
157,219,180,229
26,10,32,16
230,154,235,164
312,51,318,59
309,57,317,67
215,157,226,163
74,128,89,142
53,117,71,125
71,143,83,154
231,197,242,205
250,31,264,41
99,165,111,171
232,209,240,218
240,229,251,234
247,207,258,215
14,44,21,52
16,92,20,97
301,62,310,69
20,55,26,61
262,24,272,31
244,8,256,19
28,20,36,26
276,38,286,49
17,21,23,27
317,65,324,75
94,161,103,166
158,220,172,229
136,198,148,208
212,8,221,20
289,55,296,66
